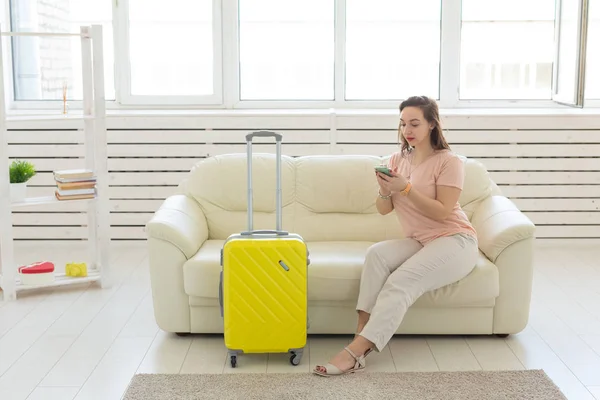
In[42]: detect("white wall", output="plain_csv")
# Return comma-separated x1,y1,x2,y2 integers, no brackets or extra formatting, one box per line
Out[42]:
6,109,600,243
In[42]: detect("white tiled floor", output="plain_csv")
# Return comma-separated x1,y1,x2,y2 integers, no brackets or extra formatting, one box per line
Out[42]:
1,241,599,400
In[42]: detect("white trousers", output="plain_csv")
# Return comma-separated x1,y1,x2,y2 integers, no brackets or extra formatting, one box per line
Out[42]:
357,233,478,351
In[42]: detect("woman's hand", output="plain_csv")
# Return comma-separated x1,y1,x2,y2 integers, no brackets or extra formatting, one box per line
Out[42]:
376,167,408,195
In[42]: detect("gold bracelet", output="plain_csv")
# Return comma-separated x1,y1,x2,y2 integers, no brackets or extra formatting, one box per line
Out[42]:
378,190,391,200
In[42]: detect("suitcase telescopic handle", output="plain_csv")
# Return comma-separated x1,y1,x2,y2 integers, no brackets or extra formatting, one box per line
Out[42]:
246,131,282,141
246,130,284,233
241,230,288,236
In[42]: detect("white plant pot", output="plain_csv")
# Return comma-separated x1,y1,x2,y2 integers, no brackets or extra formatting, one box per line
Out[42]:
10,182,27,203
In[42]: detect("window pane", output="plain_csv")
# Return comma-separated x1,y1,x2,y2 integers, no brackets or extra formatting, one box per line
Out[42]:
239,0,334,100
9,0,114,101
128,0,213,96
460,0,555,100
345,0,441,100
585,0,600,99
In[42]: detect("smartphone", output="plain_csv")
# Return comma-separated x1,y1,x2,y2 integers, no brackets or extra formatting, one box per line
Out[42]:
375,166,393,177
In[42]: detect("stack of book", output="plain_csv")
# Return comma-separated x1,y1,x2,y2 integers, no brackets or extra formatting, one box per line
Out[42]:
53,169,97,200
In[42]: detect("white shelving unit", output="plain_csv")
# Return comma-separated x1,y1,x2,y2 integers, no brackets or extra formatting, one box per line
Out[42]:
0,25,110,301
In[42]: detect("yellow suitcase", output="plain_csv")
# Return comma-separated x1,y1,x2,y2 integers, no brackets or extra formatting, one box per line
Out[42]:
219,131,309,368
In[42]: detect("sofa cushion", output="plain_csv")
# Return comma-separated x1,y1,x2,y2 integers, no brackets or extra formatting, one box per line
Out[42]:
181,153,297,240
183,240,499,308
295,155,382,214
459,157,494,219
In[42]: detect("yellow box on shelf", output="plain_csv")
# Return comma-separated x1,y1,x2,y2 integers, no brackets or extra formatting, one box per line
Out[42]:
65,262,88,277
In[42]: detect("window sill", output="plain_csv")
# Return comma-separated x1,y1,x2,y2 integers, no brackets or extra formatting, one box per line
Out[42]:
4,102,600,132
6,105,600,119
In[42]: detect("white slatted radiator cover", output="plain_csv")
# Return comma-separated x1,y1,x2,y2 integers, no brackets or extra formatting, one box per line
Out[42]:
7,112,600,242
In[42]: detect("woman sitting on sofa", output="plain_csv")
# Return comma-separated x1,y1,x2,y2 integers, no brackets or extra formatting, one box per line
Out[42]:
313,95,479,377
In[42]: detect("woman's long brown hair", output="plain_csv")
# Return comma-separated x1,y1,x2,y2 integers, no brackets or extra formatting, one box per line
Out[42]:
398,96,451,155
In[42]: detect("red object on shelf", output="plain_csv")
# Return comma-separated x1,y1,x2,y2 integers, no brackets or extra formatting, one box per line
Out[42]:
18,261,55,274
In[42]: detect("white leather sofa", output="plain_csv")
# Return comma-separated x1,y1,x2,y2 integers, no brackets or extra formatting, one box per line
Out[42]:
146,152,536,338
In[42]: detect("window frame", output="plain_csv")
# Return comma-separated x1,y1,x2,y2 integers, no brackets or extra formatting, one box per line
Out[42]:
552,0,591,107
116,0,224,106
1,0,599,110
1,0,15,109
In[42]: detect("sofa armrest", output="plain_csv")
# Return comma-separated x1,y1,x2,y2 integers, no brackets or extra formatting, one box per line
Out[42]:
146,194,209,260
471,195,536,335
146,194,208,334
471,195,535,263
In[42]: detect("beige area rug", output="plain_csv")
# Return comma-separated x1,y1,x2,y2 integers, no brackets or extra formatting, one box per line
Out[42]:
122,370,566,400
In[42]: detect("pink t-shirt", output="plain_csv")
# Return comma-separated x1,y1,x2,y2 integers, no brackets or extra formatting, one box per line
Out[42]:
387,149,477,246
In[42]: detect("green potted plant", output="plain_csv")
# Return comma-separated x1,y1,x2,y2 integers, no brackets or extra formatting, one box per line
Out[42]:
9,160,36,202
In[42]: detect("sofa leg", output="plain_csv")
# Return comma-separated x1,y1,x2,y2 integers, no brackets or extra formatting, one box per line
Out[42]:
495,333,509,338
176,332,192,337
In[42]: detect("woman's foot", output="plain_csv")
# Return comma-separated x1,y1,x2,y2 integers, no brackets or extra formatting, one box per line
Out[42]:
313,337,373,377
313,347,366,376
353,329,374,358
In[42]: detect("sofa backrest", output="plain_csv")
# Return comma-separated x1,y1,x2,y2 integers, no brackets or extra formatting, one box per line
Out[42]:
181,152,494,242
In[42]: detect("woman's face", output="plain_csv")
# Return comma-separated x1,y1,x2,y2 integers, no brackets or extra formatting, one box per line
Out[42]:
399,106,432,148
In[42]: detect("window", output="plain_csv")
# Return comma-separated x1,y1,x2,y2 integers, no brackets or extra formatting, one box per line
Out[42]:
555,0,581,103
459,0,556,100
8,0,115,101
585,0,599,99
238,0,335,101
345,0,441,100
4,0,599,108
127,0,215,97
552,0,591,106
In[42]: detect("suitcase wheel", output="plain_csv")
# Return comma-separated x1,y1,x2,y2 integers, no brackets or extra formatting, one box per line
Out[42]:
230,355,237,368
289,352,302,366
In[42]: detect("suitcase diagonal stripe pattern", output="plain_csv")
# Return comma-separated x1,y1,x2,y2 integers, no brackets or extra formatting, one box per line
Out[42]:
245,246,305,314
270,246,306,293
228,267,272,323
232,247,302,319
230,302,253,324
228,254,284,323
246,245,305,307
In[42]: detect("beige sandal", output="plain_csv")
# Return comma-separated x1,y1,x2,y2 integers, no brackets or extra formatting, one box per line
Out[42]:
312,347,367,377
